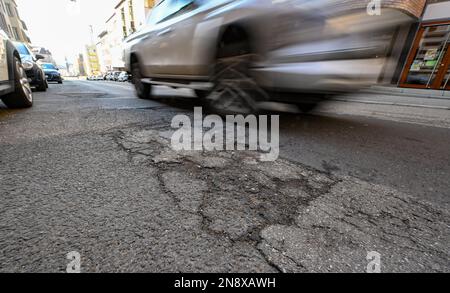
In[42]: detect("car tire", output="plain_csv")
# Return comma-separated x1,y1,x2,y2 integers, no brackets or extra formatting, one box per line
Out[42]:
195,90,208,99
36,75,47,92
202,37,266,115
58,80,63,84
297,103,318,113
1,57,33,108
132,61,152,100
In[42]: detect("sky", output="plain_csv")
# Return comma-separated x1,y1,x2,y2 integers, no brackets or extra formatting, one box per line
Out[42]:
16,0,118,65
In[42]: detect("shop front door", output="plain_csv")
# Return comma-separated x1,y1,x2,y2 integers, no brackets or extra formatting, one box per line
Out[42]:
400,22,450,90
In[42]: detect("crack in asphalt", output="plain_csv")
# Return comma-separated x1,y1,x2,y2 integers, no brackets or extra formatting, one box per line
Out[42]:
110,125,339,272
109,124,450,272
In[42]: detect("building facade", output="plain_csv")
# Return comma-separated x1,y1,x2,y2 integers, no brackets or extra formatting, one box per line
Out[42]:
0,0,31,45
95,0,155,72
398,0,450,90
84,45,101,75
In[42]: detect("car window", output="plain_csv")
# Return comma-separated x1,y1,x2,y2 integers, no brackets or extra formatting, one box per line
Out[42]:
147,0,173,25
163,0,196,22
147,0,195,25
41,64,56,70
15,43,30,56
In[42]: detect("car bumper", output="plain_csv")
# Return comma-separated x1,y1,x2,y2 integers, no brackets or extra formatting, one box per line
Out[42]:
45,74,62,82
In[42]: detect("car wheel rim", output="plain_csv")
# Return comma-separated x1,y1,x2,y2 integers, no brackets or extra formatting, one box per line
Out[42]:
18,61,33,102
207,54,266,114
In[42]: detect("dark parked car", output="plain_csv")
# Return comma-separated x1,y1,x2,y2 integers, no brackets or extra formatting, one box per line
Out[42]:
41,63,63,84
0,29,33,108
14,42,48,92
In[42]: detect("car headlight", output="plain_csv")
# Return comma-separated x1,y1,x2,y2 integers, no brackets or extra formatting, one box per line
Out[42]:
22,61,33,70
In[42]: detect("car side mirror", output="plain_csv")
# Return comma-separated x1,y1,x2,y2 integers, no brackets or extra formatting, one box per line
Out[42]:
35,54,45,60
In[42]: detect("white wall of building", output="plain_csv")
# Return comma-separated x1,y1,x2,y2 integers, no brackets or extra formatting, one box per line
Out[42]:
94,0,155,72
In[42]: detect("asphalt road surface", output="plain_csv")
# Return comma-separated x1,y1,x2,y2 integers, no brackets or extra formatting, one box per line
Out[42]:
0,80,449,272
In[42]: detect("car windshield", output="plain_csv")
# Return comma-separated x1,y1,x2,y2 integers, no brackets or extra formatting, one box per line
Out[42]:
41,64,57,70
15,43,31,56
147,0,194,25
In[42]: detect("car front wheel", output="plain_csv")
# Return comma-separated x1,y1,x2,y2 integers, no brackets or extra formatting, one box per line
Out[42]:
202,39,267,115
1,57,33,108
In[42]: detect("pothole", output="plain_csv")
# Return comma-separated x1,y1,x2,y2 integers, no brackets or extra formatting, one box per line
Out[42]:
61,92,107,99
110,126,338,244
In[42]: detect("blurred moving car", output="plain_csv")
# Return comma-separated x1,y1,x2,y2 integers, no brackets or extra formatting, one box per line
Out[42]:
41,63,63,84
0,29,33,108
14,42,48,92
117,71,129,82
124,0,414,113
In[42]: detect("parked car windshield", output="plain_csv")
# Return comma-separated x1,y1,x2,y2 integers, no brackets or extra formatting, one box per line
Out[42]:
15,43,31,56
41,64,57,70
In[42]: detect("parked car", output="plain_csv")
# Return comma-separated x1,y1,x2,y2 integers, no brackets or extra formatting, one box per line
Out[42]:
117,71,129,82
14,42,48,92
111,71,121,81
0,29,33,108
41,63,63,84
103,72,112,81
124,0,413,113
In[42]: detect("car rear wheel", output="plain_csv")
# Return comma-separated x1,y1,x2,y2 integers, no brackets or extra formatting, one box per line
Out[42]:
202,38,267,115
1,57,33,108
131,61,152,100
36,73,47,92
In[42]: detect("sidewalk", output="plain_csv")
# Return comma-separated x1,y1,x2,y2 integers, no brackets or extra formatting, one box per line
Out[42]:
362,85,450,99
335,86,450,110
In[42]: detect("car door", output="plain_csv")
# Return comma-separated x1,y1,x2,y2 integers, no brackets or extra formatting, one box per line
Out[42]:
144,0,234,77
0,30,9,82
152,0,201,76
139,0,178,76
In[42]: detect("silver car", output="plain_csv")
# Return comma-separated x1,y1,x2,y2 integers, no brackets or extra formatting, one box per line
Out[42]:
0,29,33,108
124,0,413,113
